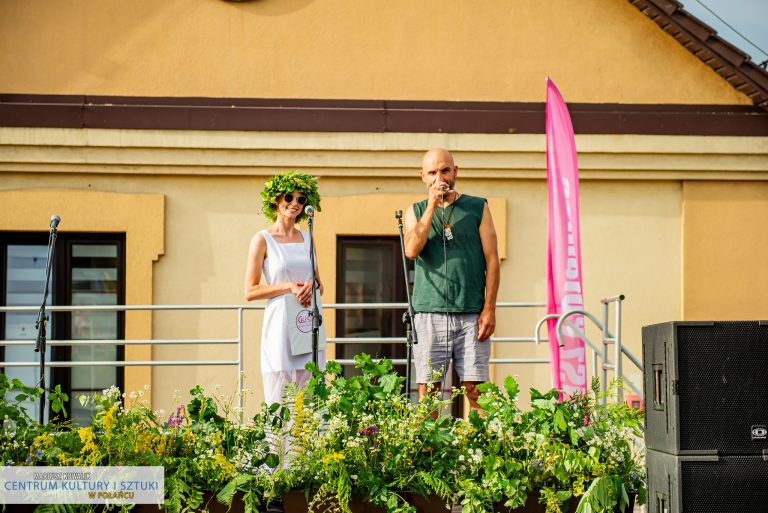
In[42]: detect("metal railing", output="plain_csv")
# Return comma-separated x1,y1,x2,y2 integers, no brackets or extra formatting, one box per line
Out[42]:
328,301,552,366
533,295,643,401
0,297,644,415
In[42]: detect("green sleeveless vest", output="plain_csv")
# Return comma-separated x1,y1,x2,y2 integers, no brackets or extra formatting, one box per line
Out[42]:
412,194,487,313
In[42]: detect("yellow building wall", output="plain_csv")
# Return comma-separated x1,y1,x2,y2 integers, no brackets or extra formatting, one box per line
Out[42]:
6,128,755,413
0,189,164,405
1,0,765,417
0,0,750,105
682,182,768,320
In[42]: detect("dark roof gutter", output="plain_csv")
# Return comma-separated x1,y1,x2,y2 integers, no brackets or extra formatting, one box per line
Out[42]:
1,95,767,135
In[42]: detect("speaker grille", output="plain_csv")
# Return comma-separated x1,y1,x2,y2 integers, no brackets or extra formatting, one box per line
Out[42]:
681,456,768,512
677,321,768,453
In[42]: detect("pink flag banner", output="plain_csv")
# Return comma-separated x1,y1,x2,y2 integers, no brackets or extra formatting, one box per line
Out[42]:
545,78,587,395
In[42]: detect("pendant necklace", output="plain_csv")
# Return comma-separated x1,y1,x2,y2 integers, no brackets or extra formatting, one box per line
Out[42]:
438,192,459,240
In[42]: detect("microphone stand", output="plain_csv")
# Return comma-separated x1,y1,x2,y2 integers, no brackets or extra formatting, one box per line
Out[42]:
440,190,450,396
307,209,322,367
395,211,418,399
35,216,59,424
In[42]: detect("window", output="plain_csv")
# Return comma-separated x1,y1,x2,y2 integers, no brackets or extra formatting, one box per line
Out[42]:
336,237,414,395
1,233,125,425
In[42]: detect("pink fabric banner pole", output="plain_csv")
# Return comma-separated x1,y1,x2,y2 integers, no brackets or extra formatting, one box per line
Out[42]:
545,78,587,396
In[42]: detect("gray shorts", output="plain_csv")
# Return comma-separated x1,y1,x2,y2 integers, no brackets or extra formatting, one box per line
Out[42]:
413,312,490,384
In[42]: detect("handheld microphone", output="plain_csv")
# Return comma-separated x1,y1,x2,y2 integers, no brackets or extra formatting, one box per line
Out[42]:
304,205,315,217
50,215,61,230
439,185,446,192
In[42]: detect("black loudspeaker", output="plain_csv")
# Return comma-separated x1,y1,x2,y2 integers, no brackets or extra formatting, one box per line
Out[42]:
647,449,768,513
642,321,768,455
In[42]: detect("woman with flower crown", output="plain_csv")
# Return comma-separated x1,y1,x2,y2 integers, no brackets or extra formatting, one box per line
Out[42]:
244,171,325,405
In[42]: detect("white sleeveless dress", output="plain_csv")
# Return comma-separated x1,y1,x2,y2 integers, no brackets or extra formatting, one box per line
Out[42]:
259,229,326,405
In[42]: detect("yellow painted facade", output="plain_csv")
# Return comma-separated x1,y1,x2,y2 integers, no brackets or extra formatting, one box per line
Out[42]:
1,0,768,414
2,128,766,413
0,188,164,405
0,0,751,105
682,182,768,321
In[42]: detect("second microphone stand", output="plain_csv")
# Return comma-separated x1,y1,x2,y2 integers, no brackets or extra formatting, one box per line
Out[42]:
307,209,322,367
35,216,59,424
395,211,418,396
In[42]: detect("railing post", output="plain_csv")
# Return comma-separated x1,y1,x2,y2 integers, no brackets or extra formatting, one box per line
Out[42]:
237,307,244,424
614,298,623,403
601,301,609,397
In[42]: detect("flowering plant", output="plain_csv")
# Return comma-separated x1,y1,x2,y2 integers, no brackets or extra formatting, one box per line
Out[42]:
0,373,68,468
161,383,281,513
266,354,467,513
18,378,282,513
1,366,647,513
459,376,646,513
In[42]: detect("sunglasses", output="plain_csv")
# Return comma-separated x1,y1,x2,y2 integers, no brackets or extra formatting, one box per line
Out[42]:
284,193,307,205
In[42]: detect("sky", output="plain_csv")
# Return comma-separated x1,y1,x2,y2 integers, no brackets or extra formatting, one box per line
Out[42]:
681,0,768,66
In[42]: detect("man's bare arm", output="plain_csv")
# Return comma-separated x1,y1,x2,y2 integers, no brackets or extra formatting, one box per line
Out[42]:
477,202,500,341
404,204,435,259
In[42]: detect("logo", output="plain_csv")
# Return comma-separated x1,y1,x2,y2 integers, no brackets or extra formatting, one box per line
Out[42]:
296,310,312,334
751,425,767,440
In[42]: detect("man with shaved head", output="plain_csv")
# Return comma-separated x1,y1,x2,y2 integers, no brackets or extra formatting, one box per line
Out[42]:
404,148,500,412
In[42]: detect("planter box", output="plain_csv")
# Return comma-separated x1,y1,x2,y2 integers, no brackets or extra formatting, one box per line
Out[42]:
8,506,38,513
132,492,246,513
283,490,387,513
495,492,636,513
18,492,245,513
283,491,451,513
410,494,452,513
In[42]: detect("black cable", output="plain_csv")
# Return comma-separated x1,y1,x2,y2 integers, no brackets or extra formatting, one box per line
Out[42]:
441,191,450,397
693,0,768,60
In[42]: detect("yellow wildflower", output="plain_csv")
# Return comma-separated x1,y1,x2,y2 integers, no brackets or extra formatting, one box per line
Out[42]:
180,431,195,455
322,452,345,465
591,462,607,476
78,427,100,465
291,390,306,437
572,475,586,496
101,405,117,433
29,433,55,460
133,430,172,458
294,390,305,415
213,452,236,478
33,434,54,449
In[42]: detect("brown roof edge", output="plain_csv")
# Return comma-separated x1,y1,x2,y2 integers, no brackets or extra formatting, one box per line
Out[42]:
628,0,768,110
1,94,767,135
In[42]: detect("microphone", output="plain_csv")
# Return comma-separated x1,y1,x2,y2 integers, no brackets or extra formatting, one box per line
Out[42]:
439,185,446,192
304,205,315,217
50,215,61,230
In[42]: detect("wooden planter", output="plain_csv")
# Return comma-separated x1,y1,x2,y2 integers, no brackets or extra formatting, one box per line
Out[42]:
283,491,450,513
131,492,246,513
18,496,245,513
410,494,452,513
495,492,636,513
9,505,37,513
283,490,386,513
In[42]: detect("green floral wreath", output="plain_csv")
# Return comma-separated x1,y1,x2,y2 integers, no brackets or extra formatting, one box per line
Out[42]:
260,171,322,223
